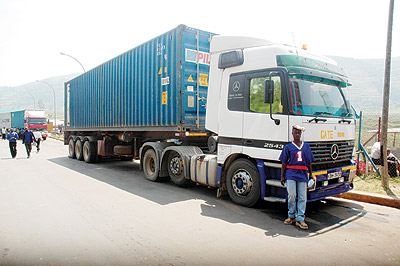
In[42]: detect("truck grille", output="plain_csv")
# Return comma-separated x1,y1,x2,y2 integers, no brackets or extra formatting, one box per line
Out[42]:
308,140,355,171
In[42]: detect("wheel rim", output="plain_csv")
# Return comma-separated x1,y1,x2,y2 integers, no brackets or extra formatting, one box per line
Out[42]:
69,141,74,156
231,169,253,196
75,140,82,159
76,143,81,155
169,155,183,176
146,157,156,175
83,143,89,159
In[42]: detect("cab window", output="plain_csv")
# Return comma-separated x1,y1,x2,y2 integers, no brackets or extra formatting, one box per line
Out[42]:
249,76,283,114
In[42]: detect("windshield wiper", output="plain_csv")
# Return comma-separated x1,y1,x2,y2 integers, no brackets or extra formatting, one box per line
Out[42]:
308,117,327,123
308,111,332,123
314,111,334,116
338,112,352,124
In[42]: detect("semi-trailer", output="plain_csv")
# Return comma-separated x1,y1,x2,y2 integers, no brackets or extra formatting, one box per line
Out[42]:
64,25,356,207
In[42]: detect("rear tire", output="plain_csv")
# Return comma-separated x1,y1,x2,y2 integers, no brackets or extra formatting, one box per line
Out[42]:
143,149,159,181
68,138,75,159
167,151,190,187
75,139,84,161
226,159,261,207
83,141,97,163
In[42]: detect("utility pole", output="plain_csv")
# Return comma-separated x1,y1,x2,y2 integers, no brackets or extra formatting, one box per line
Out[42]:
380,0,394,188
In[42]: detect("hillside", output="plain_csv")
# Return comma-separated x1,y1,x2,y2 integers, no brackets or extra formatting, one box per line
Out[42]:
0,73,78,119
329,56,400,112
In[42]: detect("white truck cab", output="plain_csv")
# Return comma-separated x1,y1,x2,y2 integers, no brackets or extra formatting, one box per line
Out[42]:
204,36,356,206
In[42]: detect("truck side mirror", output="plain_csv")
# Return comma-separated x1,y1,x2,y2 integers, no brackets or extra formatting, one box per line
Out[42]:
264,80,274,104
264,77,280,126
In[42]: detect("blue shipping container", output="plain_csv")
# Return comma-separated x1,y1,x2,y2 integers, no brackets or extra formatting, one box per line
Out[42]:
65,25,214,131
11,110,25,128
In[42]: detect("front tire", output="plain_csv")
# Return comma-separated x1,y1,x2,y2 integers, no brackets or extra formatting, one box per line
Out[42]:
226,159,261,207
167,151,190,187
143,149,160,181
75,139,84,161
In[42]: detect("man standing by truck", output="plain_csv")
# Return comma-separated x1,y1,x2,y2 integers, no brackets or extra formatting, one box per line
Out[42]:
6,129,19,158
280,125,315,230
21,128,36,158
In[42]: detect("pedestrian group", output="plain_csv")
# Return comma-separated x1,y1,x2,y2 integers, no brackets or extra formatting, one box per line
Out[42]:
3,127,43,159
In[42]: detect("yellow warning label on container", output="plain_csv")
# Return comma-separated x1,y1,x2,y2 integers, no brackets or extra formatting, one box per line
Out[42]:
199,73,208,86
158,67,162,75
162,91,167,105
188,75,194,83
164,67,167,73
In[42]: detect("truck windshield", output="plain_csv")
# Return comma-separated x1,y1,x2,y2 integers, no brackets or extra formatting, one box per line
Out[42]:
289,78,353,117
27,118,47,125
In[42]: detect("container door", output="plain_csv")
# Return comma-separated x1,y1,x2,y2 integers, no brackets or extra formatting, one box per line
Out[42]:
181,27,213,130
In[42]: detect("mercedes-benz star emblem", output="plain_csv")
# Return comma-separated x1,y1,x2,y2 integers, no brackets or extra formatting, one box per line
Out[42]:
331,144,339,160
233,81,240,92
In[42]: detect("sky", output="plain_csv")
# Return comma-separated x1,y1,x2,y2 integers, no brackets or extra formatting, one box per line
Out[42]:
0,0,398,87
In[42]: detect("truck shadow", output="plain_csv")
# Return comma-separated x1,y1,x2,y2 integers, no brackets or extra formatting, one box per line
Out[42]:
49,156,366,238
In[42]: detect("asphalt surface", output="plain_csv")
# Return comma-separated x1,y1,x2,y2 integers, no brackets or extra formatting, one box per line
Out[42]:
1,138,400,265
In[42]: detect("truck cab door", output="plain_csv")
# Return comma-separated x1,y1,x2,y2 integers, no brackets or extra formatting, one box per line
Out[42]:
216,72,245,161
242,69,289,160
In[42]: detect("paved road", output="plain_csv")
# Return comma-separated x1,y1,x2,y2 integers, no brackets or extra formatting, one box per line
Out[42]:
0,138,399,265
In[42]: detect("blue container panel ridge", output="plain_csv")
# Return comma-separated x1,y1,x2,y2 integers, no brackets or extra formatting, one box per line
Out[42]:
65,25,214,131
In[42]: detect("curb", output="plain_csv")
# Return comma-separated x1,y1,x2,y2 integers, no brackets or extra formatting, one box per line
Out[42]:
335,190,400,209
49,135,64,142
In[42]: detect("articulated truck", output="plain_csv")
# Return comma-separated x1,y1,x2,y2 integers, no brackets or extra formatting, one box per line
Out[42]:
65,25,356,207
1,110,48,131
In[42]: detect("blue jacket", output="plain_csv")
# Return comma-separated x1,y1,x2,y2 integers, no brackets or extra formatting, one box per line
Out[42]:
21,130,36,143
7,132,19,142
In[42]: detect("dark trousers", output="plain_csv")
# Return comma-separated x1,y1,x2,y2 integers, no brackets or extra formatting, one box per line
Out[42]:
25,142,32,157
36,139,41,151
9,142,17,158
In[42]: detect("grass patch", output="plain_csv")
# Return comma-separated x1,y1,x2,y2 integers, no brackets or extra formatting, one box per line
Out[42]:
49,133,64,141
352,174,400,197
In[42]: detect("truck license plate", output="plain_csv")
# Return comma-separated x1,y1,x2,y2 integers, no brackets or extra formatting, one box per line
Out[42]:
328,171,342,179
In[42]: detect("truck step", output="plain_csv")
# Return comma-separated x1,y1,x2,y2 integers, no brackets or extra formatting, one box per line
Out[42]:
266,179,286,188
263,196,286,203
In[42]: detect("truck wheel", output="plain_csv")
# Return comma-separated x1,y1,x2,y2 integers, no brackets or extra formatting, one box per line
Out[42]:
143,149,159,181
167,151,190,187
226,159,261,207
75,139,84,161
83,141,97,163
68,139,75,159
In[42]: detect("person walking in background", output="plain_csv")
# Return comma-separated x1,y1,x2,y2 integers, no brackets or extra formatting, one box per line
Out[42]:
6,128,19,158
21,128,36,158
279,125,315,230
19,128,24,139
32,130,42,153
2,127,6,140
